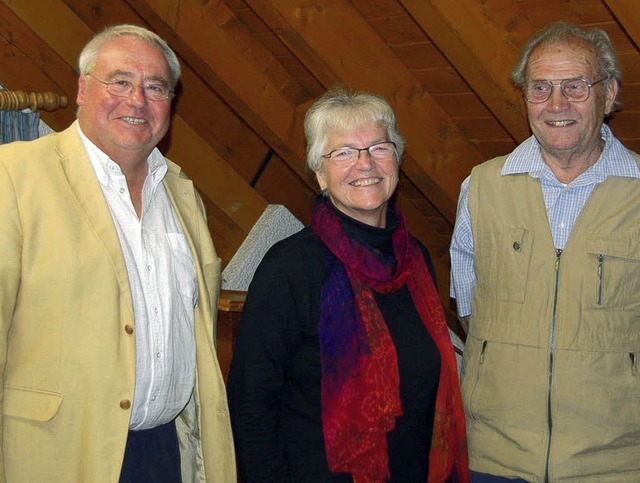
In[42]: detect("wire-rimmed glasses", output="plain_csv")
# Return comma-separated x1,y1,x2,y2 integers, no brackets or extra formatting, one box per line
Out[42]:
321,141,397,165
525,77,608,104
86,73,173,102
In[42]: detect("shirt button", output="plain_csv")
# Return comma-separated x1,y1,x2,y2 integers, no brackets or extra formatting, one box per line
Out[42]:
124,324,134,335
120,399,131,410
119,188,125,194
156,352,162,359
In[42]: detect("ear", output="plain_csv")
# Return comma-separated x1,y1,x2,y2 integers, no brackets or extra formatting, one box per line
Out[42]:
604,78,619,115
76,75,87,106
315,170,327,192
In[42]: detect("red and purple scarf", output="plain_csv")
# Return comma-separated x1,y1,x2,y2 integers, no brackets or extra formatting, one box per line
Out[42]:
311,198,469,482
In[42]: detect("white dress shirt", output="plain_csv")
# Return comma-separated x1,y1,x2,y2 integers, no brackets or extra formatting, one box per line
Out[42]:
78,124,198,430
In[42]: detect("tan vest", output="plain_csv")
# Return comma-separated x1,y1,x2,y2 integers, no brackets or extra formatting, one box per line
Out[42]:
463,155,640,482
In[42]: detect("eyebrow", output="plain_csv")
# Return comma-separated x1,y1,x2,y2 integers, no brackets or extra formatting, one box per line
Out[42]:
105,69,170,87
333,137,389,147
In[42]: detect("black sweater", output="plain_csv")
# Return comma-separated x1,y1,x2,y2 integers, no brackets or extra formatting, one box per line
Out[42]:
228,213,441,482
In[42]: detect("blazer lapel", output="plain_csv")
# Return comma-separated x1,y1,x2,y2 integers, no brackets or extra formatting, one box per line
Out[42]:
55,122,134,315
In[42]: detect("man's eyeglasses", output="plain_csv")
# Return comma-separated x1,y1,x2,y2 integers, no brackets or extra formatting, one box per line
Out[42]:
524,77,608,104
86,74,173,102
321,141,397,165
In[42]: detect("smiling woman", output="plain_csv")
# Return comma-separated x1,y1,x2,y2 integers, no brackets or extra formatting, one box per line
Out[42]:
307,87,405,228
228,85,470,483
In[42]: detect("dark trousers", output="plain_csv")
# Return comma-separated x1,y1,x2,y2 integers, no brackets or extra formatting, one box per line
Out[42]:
119,420,182,483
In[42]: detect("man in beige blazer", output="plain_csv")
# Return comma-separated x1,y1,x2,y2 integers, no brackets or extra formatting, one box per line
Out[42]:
0,25,235,482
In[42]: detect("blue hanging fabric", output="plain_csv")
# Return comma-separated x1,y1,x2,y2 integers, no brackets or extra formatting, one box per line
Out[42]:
0,110,42,144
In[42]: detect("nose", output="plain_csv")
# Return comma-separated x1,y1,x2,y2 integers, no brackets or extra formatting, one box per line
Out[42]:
126,84,147,107
546,85,571,111
354,148,373,169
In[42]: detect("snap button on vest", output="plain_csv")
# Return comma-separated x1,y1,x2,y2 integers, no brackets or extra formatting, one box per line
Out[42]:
124,324,134,335
120,399,131,410
513,241,521,251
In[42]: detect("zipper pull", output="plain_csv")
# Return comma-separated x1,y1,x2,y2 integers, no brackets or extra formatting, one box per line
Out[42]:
555,249,563,271
480,340,488,364
597,255,604,305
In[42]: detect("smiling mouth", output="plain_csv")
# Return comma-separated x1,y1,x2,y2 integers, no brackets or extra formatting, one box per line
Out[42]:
350,178,382,187
122,117,147,125
546,120,575,127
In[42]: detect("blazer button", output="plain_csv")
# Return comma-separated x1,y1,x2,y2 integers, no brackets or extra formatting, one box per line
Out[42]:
513,241,521,251
120,399,131,410
124,324,134,335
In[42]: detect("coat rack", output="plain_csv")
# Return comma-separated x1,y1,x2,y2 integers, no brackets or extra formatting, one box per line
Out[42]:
0,90,68,111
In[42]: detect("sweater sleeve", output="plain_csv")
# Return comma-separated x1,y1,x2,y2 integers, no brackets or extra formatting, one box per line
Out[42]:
227,243,301,482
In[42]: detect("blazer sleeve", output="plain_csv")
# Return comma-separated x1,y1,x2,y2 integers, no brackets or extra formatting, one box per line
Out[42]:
0,161,21,481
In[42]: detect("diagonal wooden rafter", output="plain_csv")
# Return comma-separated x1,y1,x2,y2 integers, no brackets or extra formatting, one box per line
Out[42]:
244,0,489,223
604,0,640,51
127,0,318,191
400,0,530,143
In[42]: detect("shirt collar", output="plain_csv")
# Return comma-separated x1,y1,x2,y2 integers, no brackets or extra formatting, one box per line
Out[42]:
501,124,640,183
76,122,168,189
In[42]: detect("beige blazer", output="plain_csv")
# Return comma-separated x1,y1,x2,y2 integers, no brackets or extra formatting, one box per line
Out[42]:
0,122,236,482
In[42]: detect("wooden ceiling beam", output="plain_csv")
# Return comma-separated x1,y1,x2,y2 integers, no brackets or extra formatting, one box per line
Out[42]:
604,0,640,51
400,0,530,143
245,0,488,223
129,0,317,190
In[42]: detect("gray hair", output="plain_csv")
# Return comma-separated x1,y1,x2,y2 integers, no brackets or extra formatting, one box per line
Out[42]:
512,21,622,108
78,24,181,87
304,85,406,173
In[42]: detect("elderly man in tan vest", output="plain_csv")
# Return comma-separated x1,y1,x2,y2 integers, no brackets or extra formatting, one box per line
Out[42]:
451,21,640,483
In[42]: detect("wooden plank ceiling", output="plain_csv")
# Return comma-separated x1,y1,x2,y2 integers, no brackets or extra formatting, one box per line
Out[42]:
1,0,639,311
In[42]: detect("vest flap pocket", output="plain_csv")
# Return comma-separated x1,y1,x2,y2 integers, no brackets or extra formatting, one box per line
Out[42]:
586,235,640,309
497,227,533,303
476,227,533,303
586,235,640,260
3,386,63,421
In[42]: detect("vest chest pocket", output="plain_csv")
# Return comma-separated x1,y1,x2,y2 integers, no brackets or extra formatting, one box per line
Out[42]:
476,228,533,303
586,235,640,309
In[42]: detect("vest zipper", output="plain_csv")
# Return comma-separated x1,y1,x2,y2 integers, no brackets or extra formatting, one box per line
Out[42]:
479,340,488,364
545,248,562,482
597,254,604,305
